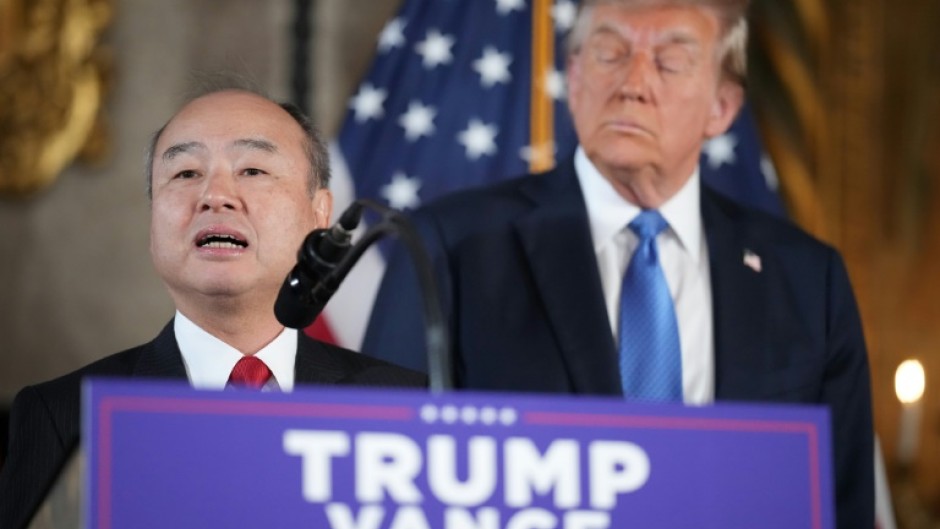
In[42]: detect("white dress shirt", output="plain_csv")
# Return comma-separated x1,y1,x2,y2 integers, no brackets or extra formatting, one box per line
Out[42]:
174,311,297,392
575,148,715,404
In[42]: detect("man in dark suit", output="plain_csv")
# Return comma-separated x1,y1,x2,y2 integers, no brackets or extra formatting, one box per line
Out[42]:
0,88,425,529
363,1,872,528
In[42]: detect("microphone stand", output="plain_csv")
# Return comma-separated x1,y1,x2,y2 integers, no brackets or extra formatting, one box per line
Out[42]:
311,200,453,392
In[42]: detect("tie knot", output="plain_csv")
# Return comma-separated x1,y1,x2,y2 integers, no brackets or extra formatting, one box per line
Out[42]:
628,210,669,241
228,356,272,389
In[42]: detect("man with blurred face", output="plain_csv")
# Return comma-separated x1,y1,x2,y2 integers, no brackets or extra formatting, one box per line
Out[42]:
566,3,743,207
148,90,332,355
0,89,425,529
364,2,872,527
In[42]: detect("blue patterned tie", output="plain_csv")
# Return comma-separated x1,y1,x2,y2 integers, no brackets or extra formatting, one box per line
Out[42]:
619,210,683,402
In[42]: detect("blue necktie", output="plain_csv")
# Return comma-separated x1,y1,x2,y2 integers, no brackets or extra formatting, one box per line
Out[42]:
618,210,683,402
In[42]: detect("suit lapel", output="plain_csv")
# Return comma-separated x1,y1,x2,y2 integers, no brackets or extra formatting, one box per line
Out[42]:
294,334,349,385
132,320,189,379
514,161,621,395
702,188,771,400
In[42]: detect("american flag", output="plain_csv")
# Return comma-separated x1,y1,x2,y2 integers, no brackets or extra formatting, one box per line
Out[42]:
313,0,783,348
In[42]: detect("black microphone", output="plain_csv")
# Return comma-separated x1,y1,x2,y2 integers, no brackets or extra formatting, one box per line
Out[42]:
274,205,362,328
275,198,454,390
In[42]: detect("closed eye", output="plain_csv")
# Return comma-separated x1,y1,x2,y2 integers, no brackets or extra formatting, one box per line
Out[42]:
586,32,628,66
656,42,697,74
657,54,693,74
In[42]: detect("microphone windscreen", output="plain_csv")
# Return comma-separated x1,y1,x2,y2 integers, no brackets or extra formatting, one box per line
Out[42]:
274,271,318,328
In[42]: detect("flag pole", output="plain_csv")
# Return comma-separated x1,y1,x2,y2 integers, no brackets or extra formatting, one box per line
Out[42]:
529,0,555,173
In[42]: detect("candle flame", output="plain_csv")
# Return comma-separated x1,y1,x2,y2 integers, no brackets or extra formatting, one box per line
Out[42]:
895,359,926,404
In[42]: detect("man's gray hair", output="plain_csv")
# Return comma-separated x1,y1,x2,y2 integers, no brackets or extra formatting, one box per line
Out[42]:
144,80,330,199
566,0,749,85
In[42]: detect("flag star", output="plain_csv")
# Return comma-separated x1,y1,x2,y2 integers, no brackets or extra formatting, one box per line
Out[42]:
458,119,498,159
495,0,525,15
743,249,762,273
378,17,406,53
414,29,455,69
519,141,556,165
703,133,738,169
381,172,423,210
398,101,437,141
760,154,779,191
544,68,565,100
348,83,387,122
473,47,512,87
552,0,577,33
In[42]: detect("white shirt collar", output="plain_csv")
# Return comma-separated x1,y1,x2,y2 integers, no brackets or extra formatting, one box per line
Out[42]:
575,146,704,262
174,311,297,391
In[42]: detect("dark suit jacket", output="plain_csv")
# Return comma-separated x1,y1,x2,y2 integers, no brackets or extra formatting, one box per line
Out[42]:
363,158,873,529
0,321,425,529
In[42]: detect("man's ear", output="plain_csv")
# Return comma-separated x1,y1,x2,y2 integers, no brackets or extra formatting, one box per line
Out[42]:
312,188,333,229
704,80,745,139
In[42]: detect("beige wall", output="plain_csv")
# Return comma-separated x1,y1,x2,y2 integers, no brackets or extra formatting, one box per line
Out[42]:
0,0,400,402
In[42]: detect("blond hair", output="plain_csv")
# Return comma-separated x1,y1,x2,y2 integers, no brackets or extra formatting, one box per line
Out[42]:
566,0,749,85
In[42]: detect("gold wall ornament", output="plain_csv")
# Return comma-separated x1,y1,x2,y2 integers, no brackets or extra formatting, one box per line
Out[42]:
0,0,112,196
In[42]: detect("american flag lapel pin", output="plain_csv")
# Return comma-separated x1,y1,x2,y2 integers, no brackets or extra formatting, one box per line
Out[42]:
743,249,762,273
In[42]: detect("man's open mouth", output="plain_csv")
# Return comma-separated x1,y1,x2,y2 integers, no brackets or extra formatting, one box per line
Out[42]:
196,233,248,249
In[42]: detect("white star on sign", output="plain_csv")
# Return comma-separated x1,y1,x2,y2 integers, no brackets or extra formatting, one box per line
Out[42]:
473,47,512,88
381,172,423,210
414,29,455,69
378,17,406,53
544,68,565,100
496,0,525,15
398,101,436,141
458,119,498,159
552,0,577,33
348,83,386,122
703,133,737,169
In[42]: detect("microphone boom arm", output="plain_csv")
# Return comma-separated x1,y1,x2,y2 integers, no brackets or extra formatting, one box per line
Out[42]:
314,200,453,392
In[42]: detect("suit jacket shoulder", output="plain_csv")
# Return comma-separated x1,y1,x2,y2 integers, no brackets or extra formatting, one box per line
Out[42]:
0,322,422,529
703,185,830,249
416,162,582,242
295,333,427,388
0,322,182,529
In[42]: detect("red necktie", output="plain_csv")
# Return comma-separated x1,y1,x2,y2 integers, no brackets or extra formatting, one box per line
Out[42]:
228,356,272,389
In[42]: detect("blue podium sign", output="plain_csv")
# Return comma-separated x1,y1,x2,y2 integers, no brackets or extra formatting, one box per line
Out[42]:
84,380,833,529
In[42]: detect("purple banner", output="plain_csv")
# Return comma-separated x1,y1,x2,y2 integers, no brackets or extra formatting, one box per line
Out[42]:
84,380,833,529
